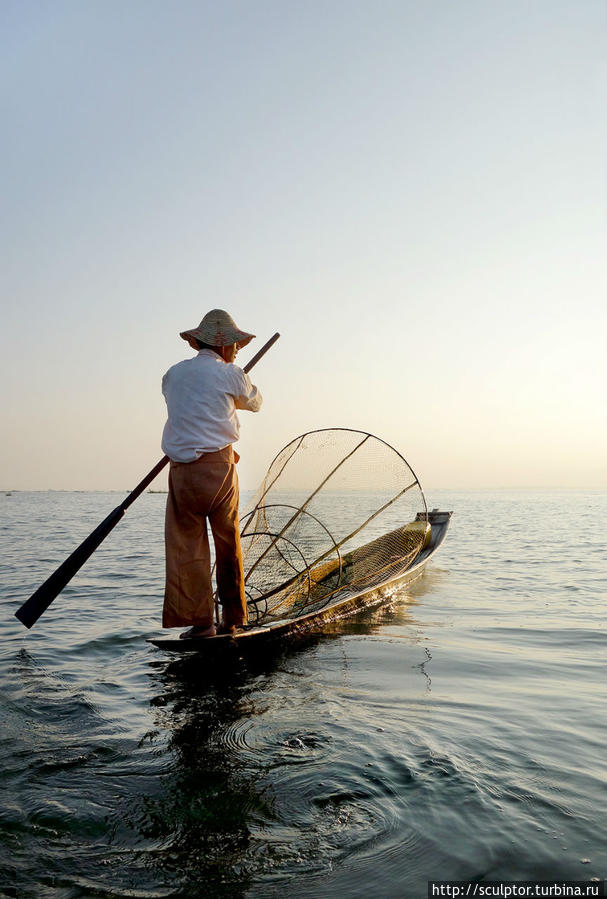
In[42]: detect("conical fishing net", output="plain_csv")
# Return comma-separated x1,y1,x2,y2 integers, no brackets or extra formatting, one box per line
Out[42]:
238,429,428,625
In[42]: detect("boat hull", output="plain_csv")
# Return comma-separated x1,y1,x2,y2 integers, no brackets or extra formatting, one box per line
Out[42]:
147,510,452,654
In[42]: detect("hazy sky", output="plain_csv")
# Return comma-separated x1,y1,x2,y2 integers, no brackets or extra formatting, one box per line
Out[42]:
2,0,605,491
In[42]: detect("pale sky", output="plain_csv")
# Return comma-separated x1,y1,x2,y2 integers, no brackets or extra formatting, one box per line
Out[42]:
2,0,606,491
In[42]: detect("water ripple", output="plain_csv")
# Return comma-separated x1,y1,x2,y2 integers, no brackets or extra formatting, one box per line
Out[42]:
1,490,606,895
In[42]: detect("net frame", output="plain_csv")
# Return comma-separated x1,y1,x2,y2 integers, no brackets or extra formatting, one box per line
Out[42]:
223,428,428,625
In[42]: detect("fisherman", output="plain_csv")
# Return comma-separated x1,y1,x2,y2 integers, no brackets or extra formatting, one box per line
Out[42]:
161,310,262,638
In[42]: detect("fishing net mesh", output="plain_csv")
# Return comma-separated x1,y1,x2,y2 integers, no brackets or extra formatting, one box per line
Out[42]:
238,429,428,625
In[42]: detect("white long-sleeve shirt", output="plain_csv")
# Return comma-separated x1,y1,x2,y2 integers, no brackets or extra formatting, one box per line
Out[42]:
161,349,262,462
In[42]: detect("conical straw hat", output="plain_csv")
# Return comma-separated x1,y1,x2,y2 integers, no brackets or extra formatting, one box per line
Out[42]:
180,309,255,349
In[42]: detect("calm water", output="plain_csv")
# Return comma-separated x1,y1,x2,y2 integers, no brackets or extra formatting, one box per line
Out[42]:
0,489,605,898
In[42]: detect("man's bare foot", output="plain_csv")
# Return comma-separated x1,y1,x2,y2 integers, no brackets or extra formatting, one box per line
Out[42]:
216,623,244,636
179,625,216,639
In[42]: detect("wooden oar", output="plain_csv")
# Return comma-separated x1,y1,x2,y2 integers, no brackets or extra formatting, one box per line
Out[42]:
15,332,280,629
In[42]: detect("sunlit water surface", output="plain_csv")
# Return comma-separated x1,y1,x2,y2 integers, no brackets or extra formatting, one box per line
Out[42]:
0,490,605,898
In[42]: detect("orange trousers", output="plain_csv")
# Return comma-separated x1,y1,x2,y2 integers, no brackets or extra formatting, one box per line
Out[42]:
162,446,247,628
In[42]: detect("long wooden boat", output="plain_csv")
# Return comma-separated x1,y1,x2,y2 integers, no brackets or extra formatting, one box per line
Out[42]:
148,509,452,654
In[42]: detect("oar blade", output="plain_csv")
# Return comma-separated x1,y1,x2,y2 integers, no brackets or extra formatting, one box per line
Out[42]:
15,506,125,629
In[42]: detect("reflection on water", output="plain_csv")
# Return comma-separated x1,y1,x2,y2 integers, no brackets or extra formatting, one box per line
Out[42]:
119,659,265,897
0,490,606,896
